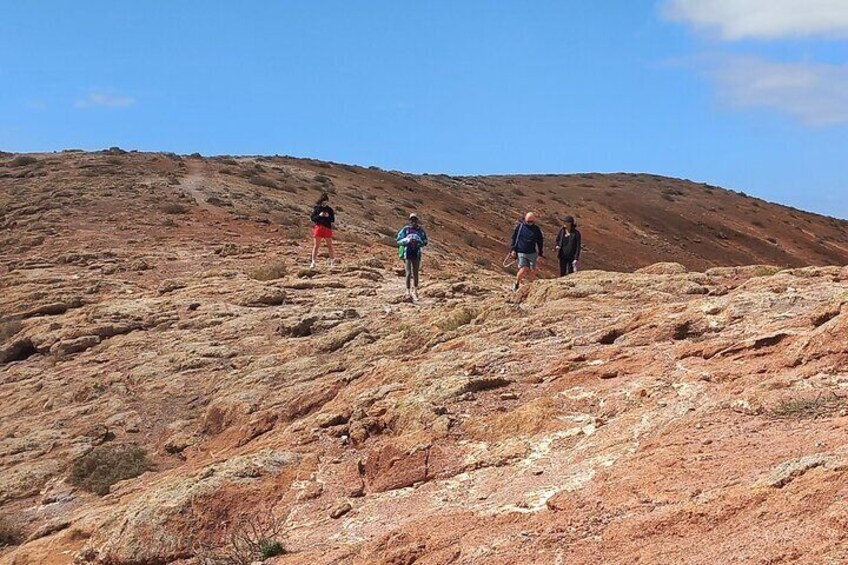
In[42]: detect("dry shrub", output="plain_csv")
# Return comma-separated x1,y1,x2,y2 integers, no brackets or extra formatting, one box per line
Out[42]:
69,444,152,495
0,318,23,345
162,203,189,215
249,262,287,281
769,393,847,420
751,265,782,278
0,514,23,548
8,156,37,167
248,175,277,189
437,307,477,332
198,514,286,565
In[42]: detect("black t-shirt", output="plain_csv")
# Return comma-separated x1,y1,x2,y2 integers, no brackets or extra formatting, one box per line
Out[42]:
556,228,581,259
311,205,335,228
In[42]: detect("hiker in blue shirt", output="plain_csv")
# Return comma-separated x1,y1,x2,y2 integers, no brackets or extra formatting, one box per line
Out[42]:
397,213,429,301
509,212,544,291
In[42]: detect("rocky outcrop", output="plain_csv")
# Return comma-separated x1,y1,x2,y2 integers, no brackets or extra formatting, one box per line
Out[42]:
2,152,848,565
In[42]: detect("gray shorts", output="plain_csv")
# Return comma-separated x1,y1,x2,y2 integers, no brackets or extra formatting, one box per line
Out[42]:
517,252,538,269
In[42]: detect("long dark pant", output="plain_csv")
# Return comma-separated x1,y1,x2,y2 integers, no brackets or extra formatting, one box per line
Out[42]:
559,256,576,277
405,255,421,289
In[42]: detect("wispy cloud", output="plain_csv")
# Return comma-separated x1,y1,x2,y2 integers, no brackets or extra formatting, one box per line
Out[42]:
664,0,848,40
704,56,848,125
75,90,136,109
25,99,48,110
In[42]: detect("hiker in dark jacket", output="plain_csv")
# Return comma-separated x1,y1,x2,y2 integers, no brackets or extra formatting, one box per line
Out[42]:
555,215,581,277
509,212,544,291
310,192,336,268
396,213,429,301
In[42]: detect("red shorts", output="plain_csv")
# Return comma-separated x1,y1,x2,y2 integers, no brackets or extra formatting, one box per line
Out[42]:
313,225,333,239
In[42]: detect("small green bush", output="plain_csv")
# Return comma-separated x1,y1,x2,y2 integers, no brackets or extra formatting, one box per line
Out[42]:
259,539,285,559
69,444,152,495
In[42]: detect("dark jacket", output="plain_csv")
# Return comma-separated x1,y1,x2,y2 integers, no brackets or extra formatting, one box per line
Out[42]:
556,228,581,260
311,205,335,228
510,222,544,256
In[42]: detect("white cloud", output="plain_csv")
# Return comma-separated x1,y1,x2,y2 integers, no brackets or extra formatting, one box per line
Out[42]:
664,0,848,40
75,90,136,109
705,56,848,125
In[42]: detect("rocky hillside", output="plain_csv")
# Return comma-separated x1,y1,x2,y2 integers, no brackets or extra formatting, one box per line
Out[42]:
1,150,846,275
1,151,848,564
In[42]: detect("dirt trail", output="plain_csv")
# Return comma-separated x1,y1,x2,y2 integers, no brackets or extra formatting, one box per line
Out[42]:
179,159,212,206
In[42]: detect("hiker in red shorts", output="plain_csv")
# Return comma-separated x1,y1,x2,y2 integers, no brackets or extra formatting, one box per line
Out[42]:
310,192,336,268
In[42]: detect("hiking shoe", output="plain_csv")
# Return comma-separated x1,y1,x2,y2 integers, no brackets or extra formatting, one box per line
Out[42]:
329,259,336,268
512,282,520,292
309,260,316,269
411,288,419,301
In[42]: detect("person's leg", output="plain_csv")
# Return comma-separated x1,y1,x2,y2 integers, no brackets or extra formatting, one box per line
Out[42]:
326,238,335,262
524,254,537,284
559,257,567,277
515,266,527,288
405,258,413,292
565,259,575,275
310,237,320,267
412,256,421,293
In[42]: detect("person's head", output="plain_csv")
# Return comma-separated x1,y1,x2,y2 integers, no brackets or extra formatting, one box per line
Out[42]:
524,212,536,224
316,192,329,206
563,215,575,230
409,213,420,226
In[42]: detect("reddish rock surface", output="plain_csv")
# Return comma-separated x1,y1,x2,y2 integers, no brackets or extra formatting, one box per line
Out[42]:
1,151,848,564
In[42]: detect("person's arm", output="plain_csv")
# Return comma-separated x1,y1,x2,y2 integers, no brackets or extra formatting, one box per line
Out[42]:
396,227,408,244
574,231,582,261
555,228,563,250
328,207,335,225
509,224,519,251
310,206,320,223
421,228,429,246
537,228,544,257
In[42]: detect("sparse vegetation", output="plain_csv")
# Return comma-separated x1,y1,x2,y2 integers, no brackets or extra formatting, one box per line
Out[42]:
249,262,288,281
0,318,23,345
0,514,23,548
198,513,287,565
9,156,37,167
69,444,152,495
768,393,847,420
162,203,189,215
248,175,277,189
474,256,492,269
206,196,232,207
437,307,477,332
751,265,781,277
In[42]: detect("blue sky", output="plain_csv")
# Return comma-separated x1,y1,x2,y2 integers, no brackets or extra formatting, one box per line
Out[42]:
1,1,846,218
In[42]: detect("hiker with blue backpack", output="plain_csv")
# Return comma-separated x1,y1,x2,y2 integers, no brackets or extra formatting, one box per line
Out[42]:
509,212,544,291
397,213,429,301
